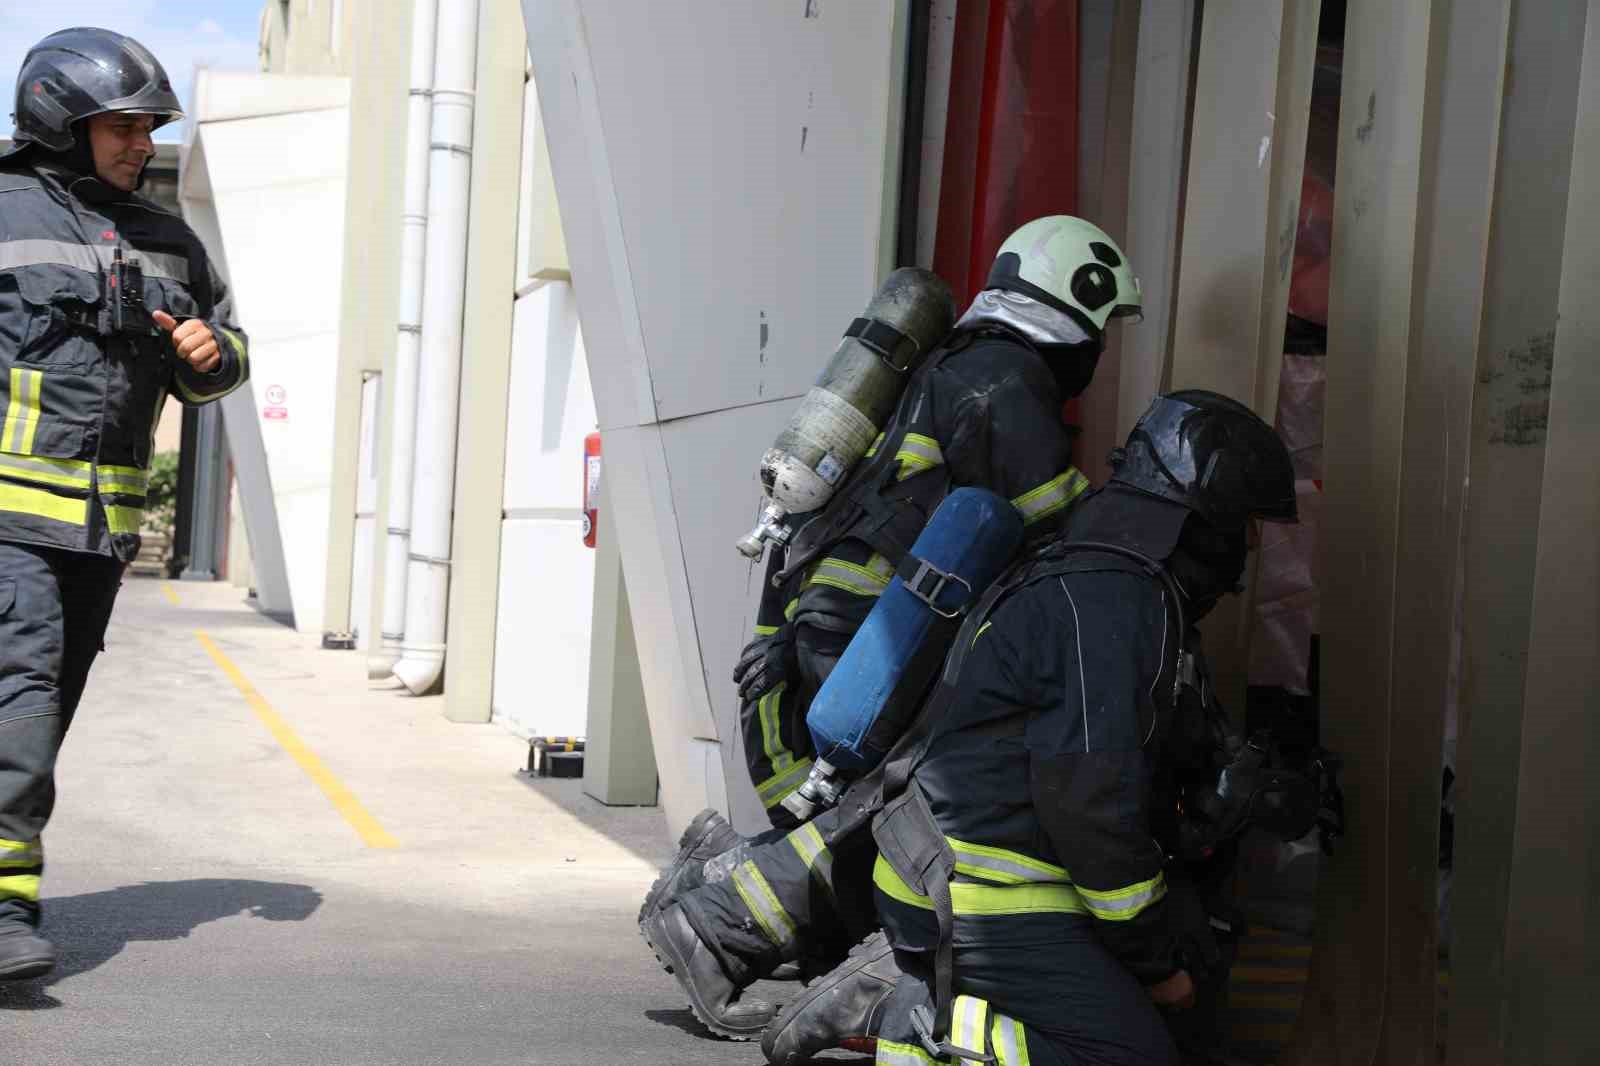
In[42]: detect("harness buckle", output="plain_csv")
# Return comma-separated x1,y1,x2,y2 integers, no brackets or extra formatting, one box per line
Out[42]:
910,1005,996,1063
903,558,972,619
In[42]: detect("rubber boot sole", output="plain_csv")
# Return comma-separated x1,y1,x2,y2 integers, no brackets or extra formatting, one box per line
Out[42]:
643,911,768,1042
0,950,55,981
638,809,736,956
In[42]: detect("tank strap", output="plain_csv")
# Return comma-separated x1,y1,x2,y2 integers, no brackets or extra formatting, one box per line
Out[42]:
844,316,921,372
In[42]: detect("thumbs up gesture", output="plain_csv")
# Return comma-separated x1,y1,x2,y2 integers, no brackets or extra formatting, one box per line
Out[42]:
152,310,221,374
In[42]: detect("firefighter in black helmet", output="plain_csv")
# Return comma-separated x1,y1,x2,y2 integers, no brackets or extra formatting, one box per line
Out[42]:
643,392,1307,1063
0,28,250,979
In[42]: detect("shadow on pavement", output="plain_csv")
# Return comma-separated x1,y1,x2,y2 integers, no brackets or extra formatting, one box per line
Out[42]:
0,878,323,1011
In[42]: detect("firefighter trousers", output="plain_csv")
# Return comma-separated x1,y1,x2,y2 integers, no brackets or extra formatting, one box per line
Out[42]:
679,803,879,985
870,913,1181,1066
0,541,124,927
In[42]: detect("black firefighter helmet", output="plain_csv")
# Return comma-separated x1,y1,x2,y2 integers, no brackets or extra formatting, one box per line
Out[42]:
7,27,183,157
1071,389,1297,562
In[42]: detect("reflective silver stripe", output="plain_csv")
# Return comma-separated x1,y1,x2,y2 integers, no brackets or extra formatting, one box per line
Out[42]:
951,995,990,1058
756,757,812,808
1011,467,1091,526
875,1040,938,1066
949,837,1071,886
1077,871,1168,921
731,859,796,948
0,238,190,283
3,367,42,454
0,838,42,868
806,556,891,597
786,821,835,894
991,1012,1031,1066
0,451,91,490
894,432,944,475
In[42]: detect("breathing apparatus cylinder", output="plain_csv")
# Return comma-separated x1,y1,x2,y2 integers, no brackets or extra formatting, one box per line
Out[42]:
783,488,1025,819
736,268,956,558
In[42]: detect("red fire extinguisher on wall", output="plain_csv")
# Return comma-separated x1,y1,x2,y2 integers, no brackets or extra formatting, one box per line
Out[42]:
582,431,601,548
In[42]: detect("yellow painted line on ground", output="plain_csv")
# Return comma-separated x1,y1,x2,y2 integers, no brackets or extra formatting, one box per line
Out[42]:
161,582,179,605
194,630,398,849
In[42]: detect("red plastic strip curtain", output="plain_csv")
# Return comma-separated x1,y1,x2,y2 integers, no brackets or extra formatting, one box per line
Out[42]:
933,0,1081,308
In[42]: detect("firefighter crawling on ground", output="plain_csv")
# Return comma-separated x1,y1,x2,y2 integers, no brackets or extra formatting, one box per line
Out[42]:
637,224,1343,1063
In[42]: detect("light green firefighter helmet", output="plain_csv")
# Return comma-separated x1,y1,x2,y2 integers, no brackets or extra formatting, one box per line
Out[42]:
985,215,1142,334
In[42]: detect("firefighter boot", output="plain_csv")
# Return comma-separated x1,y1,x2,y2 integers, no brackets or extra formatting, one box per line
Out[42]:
644,904,775,1040
0,921,55,981
639,808,744,935
761,931,900,1065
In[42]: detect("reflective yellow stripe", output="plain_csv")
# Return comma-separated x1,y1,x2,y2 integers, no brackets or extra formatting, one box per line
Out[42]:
876,1040,938,1066
971,620,993,647
805,555,893,597
0,479,88,525
1076,871,1168,921
104,503,144,535
784,597,800,622
98,463,150,497
4,367,43,454
0,838,42,869
756,756,813,808
873,855,1089,916
1011,466,1090,526
756,681,793,775
0,873,41,903
0,451,91,490
991,1012,1032,1066
951,995,990,1058
948,836,1071,886
864,432,886,459
754,623,780,636
786,821,835,894
894,432,944,478
731,859,796,947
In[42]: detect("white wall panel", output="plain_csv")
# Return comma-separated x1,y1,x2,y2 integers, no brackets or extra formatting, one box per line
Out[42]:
183,80,350,634
492,518,596,738
492,279,599,739
501,282,594,511
527,0,906,837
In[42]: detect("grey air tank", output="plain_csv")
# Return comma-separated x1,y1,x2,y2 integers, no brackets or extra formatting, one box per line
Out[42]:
736,268,956,558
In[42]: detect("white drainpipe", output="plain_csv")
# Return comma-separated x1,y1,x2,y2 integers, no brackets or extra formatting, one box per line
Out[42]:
371,0,439,684
392,0,480,696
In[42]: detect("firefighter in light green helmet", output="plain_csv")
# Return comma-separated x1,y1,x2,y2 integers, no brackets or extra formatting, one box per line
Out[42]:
638,216,1143,1042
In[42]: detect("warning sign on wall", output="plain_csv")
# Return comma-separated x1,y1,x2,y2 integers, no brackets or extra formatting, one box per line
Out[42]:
263,383,288,421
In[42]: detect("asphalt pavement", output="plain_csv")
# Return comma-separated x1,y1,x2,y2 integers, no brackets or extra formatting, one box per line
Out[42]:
0,576,853,1065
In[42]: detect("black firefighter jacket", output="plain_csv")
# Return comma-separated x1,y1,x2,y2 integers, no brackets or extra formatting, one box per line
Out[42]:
874,547,1188,986
0,159,248,561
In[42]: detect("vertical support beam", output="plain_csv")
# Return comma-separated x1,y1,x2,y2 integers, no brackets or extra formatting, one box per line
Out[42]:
581,500,658,807
1289,2,1436,1063
1074,0,1139,486
321,0,413,641
1168,0,1320,713
181,404,225,580
1117,0,1197,433
1496,14,1600,1057
1450,1,1592,1062
443,0,525,722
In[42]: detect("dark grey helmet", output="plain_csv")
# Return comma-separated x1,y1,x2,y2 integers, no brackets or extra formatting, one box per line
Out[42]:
9,28,183,152
1109,389,1297,529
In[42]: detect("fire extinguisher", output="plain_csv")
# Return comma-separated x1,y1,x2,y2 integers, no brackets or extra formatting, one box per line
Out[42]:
582,431,601,548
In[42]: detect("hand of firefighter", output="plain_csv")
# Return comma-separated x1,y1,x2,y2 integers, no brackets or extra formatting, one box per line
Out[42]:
152,310,222,374
733,625,798,703
1147,969,1196,1010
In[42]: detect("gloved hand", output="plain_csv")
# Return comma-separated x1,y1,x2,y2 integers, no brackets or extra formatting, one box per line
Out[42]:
733,625,798,703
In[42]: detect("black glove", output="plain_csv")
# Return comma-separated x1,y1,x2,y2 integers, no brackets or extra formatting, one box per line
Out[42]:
733,625,798,703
